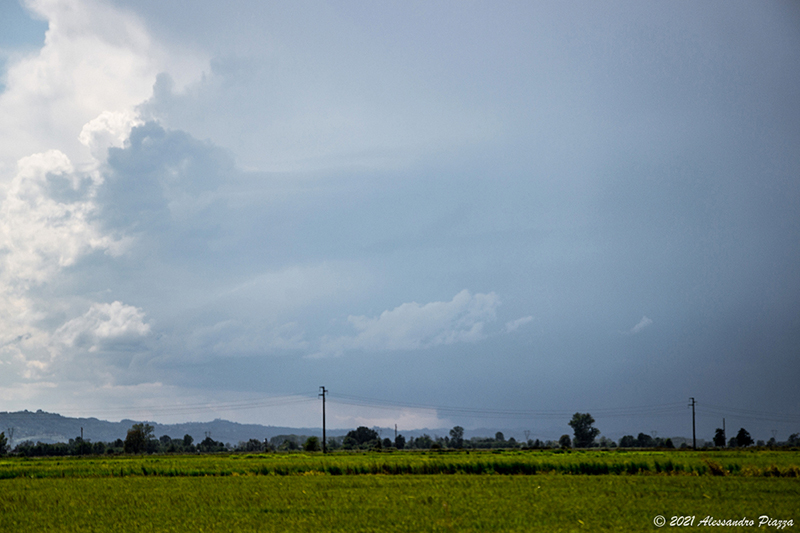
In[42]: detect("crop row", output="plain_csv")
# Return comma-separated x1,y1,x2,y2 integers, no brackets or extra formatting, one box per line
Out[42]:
1,450,798,480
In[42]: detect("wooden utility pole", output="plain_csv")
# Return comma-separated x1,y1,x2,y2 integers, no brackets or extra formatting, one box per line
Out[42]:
688,398,696,449
319,386,327,453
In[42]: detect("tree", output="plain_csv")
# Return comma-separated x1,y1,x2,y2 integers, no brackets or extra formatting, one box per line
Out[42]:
303,436,321,452
394,434,406,450
636,433,655,448
494,432,505,442
345,426,380,448
0,432,7,455
145,437,161,454
559,434,572,449
414,434,434,449
124,423,154,454
73,437,92,456
713,428,726,447
598,436,616,448
449,426,464,448
618,435,636,448
735,428,753,447
569,413,600,448
240,438,264,452
281,439,300,451
198,436,225,452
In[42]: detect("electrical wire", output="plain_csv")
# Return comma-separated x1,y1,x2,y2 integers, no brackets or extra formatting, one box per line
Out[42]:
696,403,800,424
49,391,799,426
328,393,689,420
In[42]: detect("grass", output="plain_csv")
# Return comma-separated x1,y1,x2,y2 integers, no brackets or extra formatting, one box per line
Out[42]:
0,450,797,532
1,475,797,532
1,448,798,479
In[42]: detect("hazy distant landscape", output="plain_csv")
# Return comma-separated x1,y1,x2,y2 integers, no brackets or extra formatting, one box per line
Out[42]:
0,409,597,446
3,408,758,451
0,410,343,446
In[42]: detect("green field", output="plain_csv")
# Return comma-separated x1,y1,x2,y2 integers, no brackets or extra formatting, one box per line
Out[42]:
1,450,798,532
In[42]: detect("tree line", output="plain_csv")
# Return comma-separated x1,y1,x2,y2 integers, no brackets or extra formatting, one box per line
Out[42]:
1,413,798,457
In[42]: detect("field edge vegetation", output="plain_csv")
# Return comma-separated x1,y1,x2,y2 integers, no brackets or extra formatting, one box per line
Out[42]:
1,449,798,480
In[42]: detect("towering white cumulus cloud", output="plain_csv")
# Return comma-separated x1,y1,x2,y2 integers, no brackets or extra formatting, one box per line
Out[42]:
0,148,110,371
79,110,144,161
0,0,205,168
0,150,123,287
0,0,207,384
317,290,500,357
0,141,143,377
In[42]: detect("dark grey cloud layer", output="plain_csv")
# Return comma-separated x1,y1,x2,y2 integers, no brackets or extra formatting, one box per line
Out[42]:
1,0,798,438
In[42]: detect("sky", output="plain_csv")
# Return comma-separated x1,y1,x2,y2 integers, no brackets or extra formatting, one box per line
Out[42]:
1,0,799,442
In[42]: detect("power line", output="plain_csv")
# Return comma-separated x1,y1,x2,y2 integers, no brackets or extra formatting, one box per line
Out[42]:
330,393,800,424
696,403,800,424
328,393,688,420
41,391,800,427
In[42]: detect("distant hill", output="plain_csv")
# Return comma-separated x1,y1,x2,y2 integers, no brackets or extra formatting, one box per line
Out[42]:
0,410,346,446
0,410,538,447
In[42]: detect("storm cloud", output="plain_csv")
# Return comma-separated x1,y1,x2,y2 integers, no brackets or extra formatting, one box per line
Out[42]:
0,0,798,440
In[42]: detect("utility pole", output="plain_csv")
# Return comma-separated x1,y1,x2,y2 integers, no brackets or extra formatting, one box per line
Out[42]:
688,398,696,450
394,424,397,444
319,386,327,453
